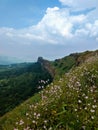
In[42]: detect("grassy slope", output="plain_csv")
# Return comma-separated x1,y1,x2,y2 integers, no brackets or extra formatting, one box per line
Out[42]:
0,54,98,129
51,50,98,76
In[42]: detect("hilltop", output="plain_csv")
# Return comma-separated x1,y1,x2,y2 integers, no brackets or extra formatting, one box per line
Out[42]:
38,50,98,76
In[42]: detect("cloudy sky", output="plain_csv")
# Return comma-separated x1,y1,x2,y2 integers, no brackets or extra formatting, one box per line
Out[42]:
0,0,98,61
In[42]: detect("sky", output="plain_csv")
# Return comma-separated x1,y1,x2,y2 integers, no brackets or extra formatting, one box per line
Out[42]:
0,0,98,62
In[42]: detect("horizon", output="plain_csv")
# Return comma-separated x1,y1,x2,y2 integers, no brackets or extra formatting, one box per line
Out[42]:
0,0,98,61
1,49,98,65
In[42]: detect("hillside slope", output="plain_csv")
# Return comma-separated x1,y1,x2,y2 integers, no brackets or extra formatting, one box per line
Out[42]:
0,62,52,117
0,52,98,130
38,50,98,77
0,50,98,127
51,50,98,75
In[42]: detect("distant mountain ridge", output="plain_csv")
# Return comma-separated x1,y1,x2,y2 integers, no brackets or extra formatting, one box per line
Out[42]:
0,56,24,65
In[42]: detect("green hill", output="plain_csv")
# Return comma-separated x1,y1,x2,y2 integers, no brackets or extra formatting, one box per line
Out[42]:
51,50,98,75
0,50,98,129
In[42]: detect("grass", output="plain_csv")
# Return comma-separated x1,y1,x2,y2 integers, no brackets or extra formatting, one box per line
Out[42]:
52,55,76,76
0,56,98,130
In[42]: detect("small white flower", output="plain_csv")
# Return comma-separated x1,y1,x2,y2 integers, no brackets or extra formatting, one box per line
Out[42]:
82,125,86,130
85,96,88,99
77,115,79,118
92,105,96,108
90,89,93,92
19,119,24,125
90,109,95,113
43,125,46,129
88,103,90,106
91,116,94,119
32,120,36,123
16,122,18,125
44,120,47,123
78,100,82,103
82,93,85,96
26,113,29,116
37,113,40,117
84,107,87,110
34,112,37,116
24,126,30,130
75,109,77,112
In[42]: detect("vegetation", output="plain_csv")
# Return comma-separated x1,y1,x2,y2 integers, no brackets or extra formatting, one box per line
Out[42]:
52,55,76,75
0,50,98,129
52,50,98,76
0,62,53,116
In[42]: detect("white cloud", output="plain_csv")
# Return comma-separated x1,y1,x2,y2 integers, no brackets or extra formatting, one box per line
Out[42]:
0,1,98,61
59,0,75,6
86,20,98,38
0,6,97,46
59,0,98,8
37,7,73,39
35,7,88,42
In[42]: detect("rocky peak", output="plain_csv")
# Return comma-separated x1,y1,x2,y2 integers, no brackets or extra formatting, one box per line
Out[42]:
37,57,55,77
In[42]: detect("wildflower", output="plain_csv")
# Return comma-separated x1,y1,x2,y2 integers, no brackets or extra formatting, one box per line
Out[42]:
84,107,87,110
94,100,96,103
82,125,86,130
75,109,77,112
26,113,29,116
43,125,46,129
90,109,95,113
24,126,30,130
36,113,41,119
90,89,93,92
82,93,85,96
42,86,44,89
91,116,94,119
37,113,40,117
34,112,37,116
44,120,47,123
78,100,82,103
32,120,36,124
76,81,81,86
77,115,79,118
85,96,88,99
92,105,97,108
19,119,24,125
16,122,18,125
38,86,41,89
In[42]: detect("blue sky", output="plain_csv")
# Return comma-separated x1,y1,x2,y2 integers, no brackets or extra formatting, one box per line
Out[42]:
0,0,60,28
0,0,98,61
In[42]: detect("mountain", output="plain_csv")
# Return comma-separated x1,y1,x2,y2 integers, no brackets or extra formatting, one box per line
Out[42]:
0,50,98,129
38,50,98,76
